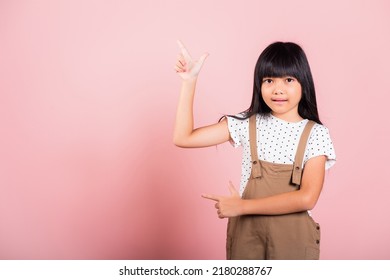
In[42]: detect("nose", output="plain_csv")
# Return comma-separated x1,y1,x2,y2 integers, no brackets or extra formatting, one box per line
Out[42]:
273,79,285,95
274,89,284,95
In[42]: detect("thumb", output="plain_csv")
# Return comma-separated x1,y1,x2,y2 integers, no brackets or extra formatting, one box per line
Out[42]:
228,181,239,197
197,52,209,67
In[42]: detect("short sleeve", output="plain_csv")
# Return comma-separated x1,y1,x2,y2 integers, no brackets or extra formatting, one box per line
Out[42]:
226,115,249,148
304,124,336,170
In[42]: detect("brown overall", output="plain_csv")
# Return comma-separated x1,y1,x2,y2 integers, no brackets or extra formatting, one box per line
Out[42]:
226,115,321,260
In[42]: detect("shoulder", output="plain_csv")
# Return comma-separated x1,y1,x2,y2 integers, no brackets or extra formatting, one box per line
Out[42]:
227,113,274,133
305,122,336,169
309,123,333,140
226,113,250,127
226,113,251,147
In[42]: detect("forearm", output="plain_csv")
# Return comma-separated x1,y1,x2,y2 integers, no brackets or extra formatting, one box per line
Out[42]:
239,157,325,216
173,78,198,146
241,189,316,216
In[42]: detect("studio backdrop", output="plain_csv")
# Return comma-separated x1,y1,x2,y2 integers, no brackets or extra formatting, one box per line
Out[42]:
0,0,389,259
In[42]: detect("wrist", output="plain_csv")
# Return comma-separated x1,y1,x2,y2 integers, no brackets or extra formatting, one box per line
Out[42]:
182,76,198,84
239,199,247,216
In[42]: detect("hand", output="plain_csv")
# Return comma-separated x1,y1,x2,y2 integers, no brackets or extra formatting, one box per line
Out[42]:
174,40,209,80
202,181,243,219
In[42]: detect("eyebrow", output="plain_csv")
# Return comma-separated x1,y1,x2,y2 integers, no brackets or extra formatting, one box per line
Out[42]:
262,76,296,79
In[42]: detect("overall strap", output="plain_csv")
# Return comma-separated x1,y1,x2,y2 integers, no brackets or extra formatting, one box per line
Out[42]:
249,114,262,179
292,120,316,185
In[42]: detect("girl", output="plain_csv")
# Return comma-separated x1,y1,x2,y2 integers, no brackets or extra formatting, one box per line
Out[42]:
173,40,336,260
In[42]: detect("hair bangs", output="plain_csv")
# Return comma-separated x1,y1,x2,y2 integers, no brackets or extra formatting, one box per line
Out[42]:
258,51,301,80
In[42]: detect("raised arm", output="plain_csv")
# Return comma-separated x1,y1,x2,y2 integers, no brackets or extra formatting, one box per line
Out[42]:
173,41,230,148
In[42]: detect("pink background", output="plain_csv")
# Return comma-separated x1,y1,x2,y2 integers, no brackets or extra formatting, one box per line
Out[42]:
1,0,389,259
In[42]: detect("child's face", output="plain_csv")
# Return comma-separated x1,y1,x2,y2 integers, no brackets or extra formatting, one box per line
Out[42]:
261,76,302,122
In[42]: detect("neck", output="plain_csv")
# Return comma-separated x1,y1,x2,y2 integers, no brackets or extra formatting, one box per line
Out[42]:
271,112,304,123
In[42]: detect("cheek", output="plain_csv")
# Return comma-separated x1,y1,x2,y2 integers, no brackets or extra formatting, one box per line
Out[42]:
260,86,271,97
260,91,268,103
296,84,302,96
297,89,303,101
291,86,302,100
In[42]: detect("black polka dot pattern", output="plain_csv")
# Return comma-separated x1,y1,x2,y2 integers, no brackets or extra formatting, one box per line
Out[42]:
227,113,336,195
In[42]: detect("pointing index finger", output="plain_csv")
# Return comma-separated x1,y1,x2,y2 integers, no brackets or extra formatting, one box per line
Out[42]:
201,193,220,202
177,40,192,60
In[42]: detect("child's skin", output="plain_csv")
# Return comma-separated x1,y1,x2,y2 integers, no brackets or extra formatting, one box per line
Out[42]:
174,41,326,219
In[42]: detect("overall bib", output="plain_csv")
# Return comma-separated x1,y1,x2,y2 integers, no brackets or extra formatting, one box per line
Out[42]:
226,115,321,260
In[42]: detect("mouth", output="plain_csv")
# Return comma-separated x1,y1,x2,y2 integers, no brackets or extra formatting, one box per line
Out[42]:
271,99,287,102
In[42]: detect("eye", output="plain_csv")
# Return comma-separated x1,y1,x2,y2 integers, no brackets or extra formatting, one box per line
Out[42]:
262,78,273,84
286,77,295,83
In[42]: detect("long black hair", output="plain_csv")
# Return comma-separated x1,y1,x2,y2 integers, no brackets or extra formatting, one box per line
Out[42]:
230,42,322,124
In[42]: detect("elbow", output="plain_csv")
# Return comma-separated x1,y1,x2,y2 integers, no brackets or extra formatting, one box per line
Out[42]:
173,136,189,148
301,193,319,211
173,131,198,148
173,141,186,148
173,138,184,148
